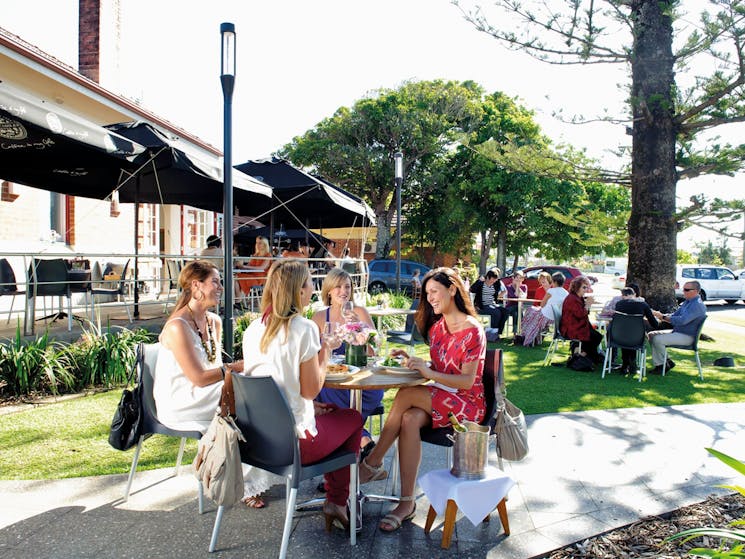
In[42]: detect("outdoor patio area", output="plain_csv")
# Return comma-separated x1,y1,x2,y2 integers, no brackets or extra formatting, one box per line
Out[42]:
1,401,743,559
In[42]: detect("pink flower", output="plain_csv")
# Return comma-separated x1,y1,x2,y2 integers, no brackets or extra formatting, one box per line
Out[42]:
339,321,377,346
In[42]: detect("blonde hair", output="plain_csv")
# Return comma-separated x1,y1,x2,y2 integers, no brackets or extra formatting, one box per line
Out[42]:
259,259,311,353
538,271,552,284
254,236,271,256
172,260,219,315
321,268,352,306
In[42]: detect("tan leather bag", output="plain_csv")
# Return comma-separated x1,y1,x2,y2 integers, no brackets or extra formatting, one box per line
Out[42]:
193,372,246,507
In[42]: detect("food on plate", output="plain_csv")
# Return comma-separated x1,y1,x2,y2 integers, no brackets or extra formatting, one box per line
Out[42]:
381,355,403,367
326,363,350,374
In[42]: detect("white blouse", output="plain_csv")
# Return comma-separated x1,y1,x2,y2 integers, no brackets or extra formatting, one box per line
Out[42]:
242,314,321,438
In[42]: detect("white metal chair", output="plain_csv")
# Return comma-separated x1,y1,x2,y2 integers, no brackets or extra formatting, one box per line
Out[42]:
661,316,707,380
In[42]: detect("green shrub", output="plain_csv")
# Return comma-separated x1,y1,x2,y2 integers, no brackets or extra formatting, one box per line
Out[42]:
0,325,73,396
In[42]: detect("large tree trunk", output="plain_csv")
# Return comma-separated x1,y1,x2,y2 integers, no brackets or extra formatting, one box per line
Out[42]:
628,0,678,312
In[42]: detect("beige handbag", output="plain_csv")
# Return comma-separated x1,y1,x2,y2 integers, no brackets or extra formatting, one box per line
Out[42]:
494,390,529,462
193,372,246,507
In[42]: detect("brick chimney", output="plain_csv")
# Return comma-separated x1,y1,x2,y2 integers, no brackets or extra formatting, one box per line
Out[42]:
78,0,101,82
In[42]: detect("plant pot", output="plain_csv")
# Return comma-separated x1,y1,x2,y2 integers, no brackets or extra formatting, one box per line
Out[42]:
345,343,367,367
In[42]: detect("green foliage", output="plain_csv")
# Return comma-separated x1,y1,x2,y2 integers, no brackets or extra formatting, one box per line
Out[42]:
364,291,412,330
232,311,259,360
695,239,734,266
0,325,71,396
678,249,697,264
666,448,745,557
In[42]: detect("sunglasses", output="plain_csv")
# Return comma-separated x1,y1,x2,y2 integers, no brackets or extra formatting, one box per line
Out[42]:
683,287,697,292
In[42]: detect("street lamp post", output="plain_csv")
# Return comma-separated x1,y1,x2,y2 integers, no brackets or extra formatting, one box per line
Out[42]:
394,152,403,292
220,22,236,358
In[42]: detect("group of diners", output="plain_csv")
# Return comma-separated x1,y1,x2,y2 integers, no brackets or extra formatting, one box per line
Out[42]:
471,267,707,376
152,259,487,535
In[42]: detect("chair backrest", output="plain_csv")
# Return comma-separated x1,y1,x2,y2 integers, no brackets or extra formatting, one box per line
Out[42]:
687,316,707,351
403,298,420,333
482,349,502,433
551,305,564,340
137,341,204,439
117,259,131,293
608,311,646,350
0,258,18,294
30,259,70,297
167,259,179,288
231,374,299,479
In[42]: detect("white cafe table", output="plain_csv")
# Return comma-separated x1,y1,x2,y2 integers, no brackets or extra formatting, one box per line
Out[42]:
501,298,541,332
366,306,416,332
419,466,514,549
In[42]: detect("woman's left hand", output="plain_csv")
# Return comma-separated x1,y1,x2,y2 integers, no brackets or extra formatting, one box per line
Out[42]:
404,355,430,377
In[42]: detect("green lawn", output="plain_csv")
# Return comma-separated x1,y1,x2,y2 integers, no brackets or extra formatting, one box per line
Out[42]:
2,316,743,480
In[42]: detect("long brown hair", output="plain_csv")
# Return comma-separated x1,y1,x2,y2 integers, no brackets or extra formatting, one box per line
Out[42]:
259,259,310,353
415,267,477,342
171,260,219,315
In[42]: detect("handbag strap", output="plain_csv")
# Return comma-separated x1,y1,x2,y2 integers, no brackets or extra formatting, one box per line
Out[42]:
219,370,236,417
126,343,144,388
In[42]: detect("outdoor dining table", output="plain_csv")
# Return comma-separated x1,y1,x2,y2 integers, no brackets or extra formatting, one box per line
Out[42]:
500,297,541,332
365,306,416,333
323,365,429,518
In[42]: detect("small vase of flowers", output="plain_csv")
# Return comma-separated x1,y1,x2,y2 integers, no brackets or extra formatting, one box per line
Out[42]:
339,322,377,367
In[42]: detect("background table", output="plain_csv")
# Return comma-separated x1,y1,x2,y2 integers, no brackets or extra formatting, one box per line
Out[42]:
366,306,416,333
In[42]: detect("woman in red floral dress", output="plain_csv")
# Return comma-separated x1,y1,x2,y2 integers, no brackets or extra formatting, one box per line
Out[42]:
359,267,486,532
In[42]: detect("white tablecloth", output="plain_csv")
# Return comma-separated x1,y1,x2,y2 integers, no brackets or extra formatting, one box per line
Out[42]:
418,466,515,526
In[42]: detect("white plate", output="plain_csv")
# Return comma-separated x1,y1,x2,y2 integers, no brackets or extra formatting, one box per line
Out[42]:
325,365,360,381
380,365,419,375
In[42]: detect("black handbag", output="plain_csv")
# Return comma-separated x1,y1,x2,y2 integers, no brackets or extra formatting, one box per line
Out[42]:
108,347,145,451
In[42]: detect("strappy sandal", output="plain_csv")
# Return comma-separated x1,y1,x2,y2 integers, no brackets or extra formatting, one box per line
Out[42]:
242,494,266,509
379,496,416,533
359,457,388,484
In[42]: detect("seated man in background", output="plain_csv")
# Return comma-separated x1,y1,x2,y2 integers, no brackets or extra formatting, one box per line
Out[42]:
648,281,707,375
613,287,659,375
199,235,223,271
501,270,527,335
469,267,505,333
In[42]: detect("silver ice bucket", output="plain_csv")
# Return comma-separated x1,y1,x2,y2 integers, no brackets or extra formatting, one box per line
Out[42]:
448,421,490,479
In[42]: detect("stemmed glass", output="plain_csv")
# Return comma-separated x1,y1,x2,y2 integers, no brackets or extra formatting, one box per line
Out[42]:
323,322,343,361
342,300,356,322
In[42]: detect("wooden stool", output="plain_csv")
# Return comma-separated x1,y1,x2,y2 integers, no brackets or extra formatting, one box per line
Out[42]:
424,497,509,549
418,467,514,550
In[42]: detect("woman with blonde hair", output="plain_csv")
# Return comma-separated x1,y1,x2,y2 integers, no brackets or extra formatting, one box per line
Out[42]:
242,259,362,531
312,268,382,458
236,236,272,295
359,267,486,532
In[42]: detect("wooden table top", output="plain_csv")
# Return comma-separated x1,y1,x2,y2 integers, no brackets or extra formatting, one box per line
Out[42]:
324,366,429,390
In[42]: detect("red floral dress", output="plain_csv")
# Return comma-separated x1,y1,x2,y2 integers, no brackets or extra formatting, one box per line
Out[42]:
427,317,486,428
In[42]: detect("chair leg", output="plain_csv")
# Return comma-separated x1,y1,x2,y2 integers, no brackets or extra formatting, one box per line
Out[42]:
662,348,668,376
349,463,357,546
390,441,399,496
123,435,145,501
175,437,187,475
695,351,703,380
279,485,299,559
198,480,205,514
208,505,225,552
601,345,611,378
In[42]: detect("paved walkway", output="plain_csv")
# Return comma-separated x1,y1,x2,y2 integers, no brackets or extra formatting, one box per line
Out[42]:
1,402,743,559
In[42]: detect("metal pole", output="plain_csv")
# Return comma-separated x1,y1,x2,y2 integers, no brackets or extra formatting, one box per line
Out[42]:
221,22,236,359
394,152,403,292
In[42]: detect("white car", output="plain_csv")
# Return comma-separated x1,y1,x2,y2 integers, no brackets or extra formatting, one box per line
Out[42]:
610,274,626,290
675,264,745,304
734,268,745,280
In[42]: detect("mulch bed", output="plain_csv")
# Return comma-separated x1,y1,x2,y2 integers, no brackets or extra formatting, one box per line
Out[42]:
545,493,745,558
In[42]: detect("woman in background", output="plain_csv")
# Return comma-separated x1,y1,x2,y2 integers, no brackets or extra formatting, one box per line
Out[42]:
520,272,568,346
560,276,603,363
236,236,272,295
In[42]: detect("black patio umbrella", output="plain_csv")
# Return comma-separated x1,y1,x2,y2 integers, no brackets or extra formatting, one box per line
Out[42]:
106,121,271,213
235,157,376,230
0,83,144,195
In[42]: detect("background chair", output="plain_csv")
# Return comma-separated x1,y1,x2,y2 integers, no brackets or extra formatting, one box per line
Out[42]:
386,299,424,347
0,258,26,325
601,312,647,381
92,259,132,322
390,349,502,493
662,316,707,380
124,342,204,512
208,374,358,557
543,306,582,366
28,258,73,331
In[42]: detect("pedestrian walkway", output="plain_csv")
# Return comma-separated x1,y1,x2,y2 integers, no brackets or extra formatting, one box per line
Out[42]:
1,402,743,559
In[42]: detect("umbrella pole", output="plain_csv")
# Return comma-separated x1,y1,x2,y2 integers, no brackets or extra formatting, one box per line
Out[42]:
133,179,140,319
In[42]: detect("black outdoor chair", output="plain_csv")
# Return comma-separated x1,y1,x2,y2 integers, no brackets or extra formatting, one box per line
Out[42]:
208,374,358,557
661,316,707,380
123,342,205,512
0,258,26,325
389,349,503,494
28,258,73,331
91,259,132,322
386,299,424,348
601,312,647,381
543,305,582,366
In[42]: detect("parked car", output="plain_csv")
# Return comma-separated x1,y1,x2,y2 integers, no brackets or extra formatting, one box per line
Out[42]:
611,275,626,290
501,265,594,299
367,259,430,295
674,264,745,303
734,268,745,280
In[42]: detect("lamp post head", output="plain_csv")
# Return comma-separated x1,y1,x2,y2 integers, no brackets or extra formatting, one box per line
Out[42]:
220,23,236,77
394,151,403,180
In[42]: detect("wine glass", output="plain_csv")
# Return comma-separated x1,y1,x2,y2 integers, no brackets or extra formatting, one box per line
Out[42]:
323,321,341,346
342,300,356,322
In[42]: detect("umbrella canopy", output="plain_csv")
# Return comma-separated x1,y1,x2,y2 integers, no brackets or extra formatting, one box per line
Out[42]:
106,121,272,213
0,83,144,196
235,157,376,229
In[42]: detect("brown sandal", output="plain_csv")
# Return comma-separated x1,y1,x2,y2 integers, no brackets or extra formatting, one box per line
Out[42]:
359,457,388,484
242,495,266,508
